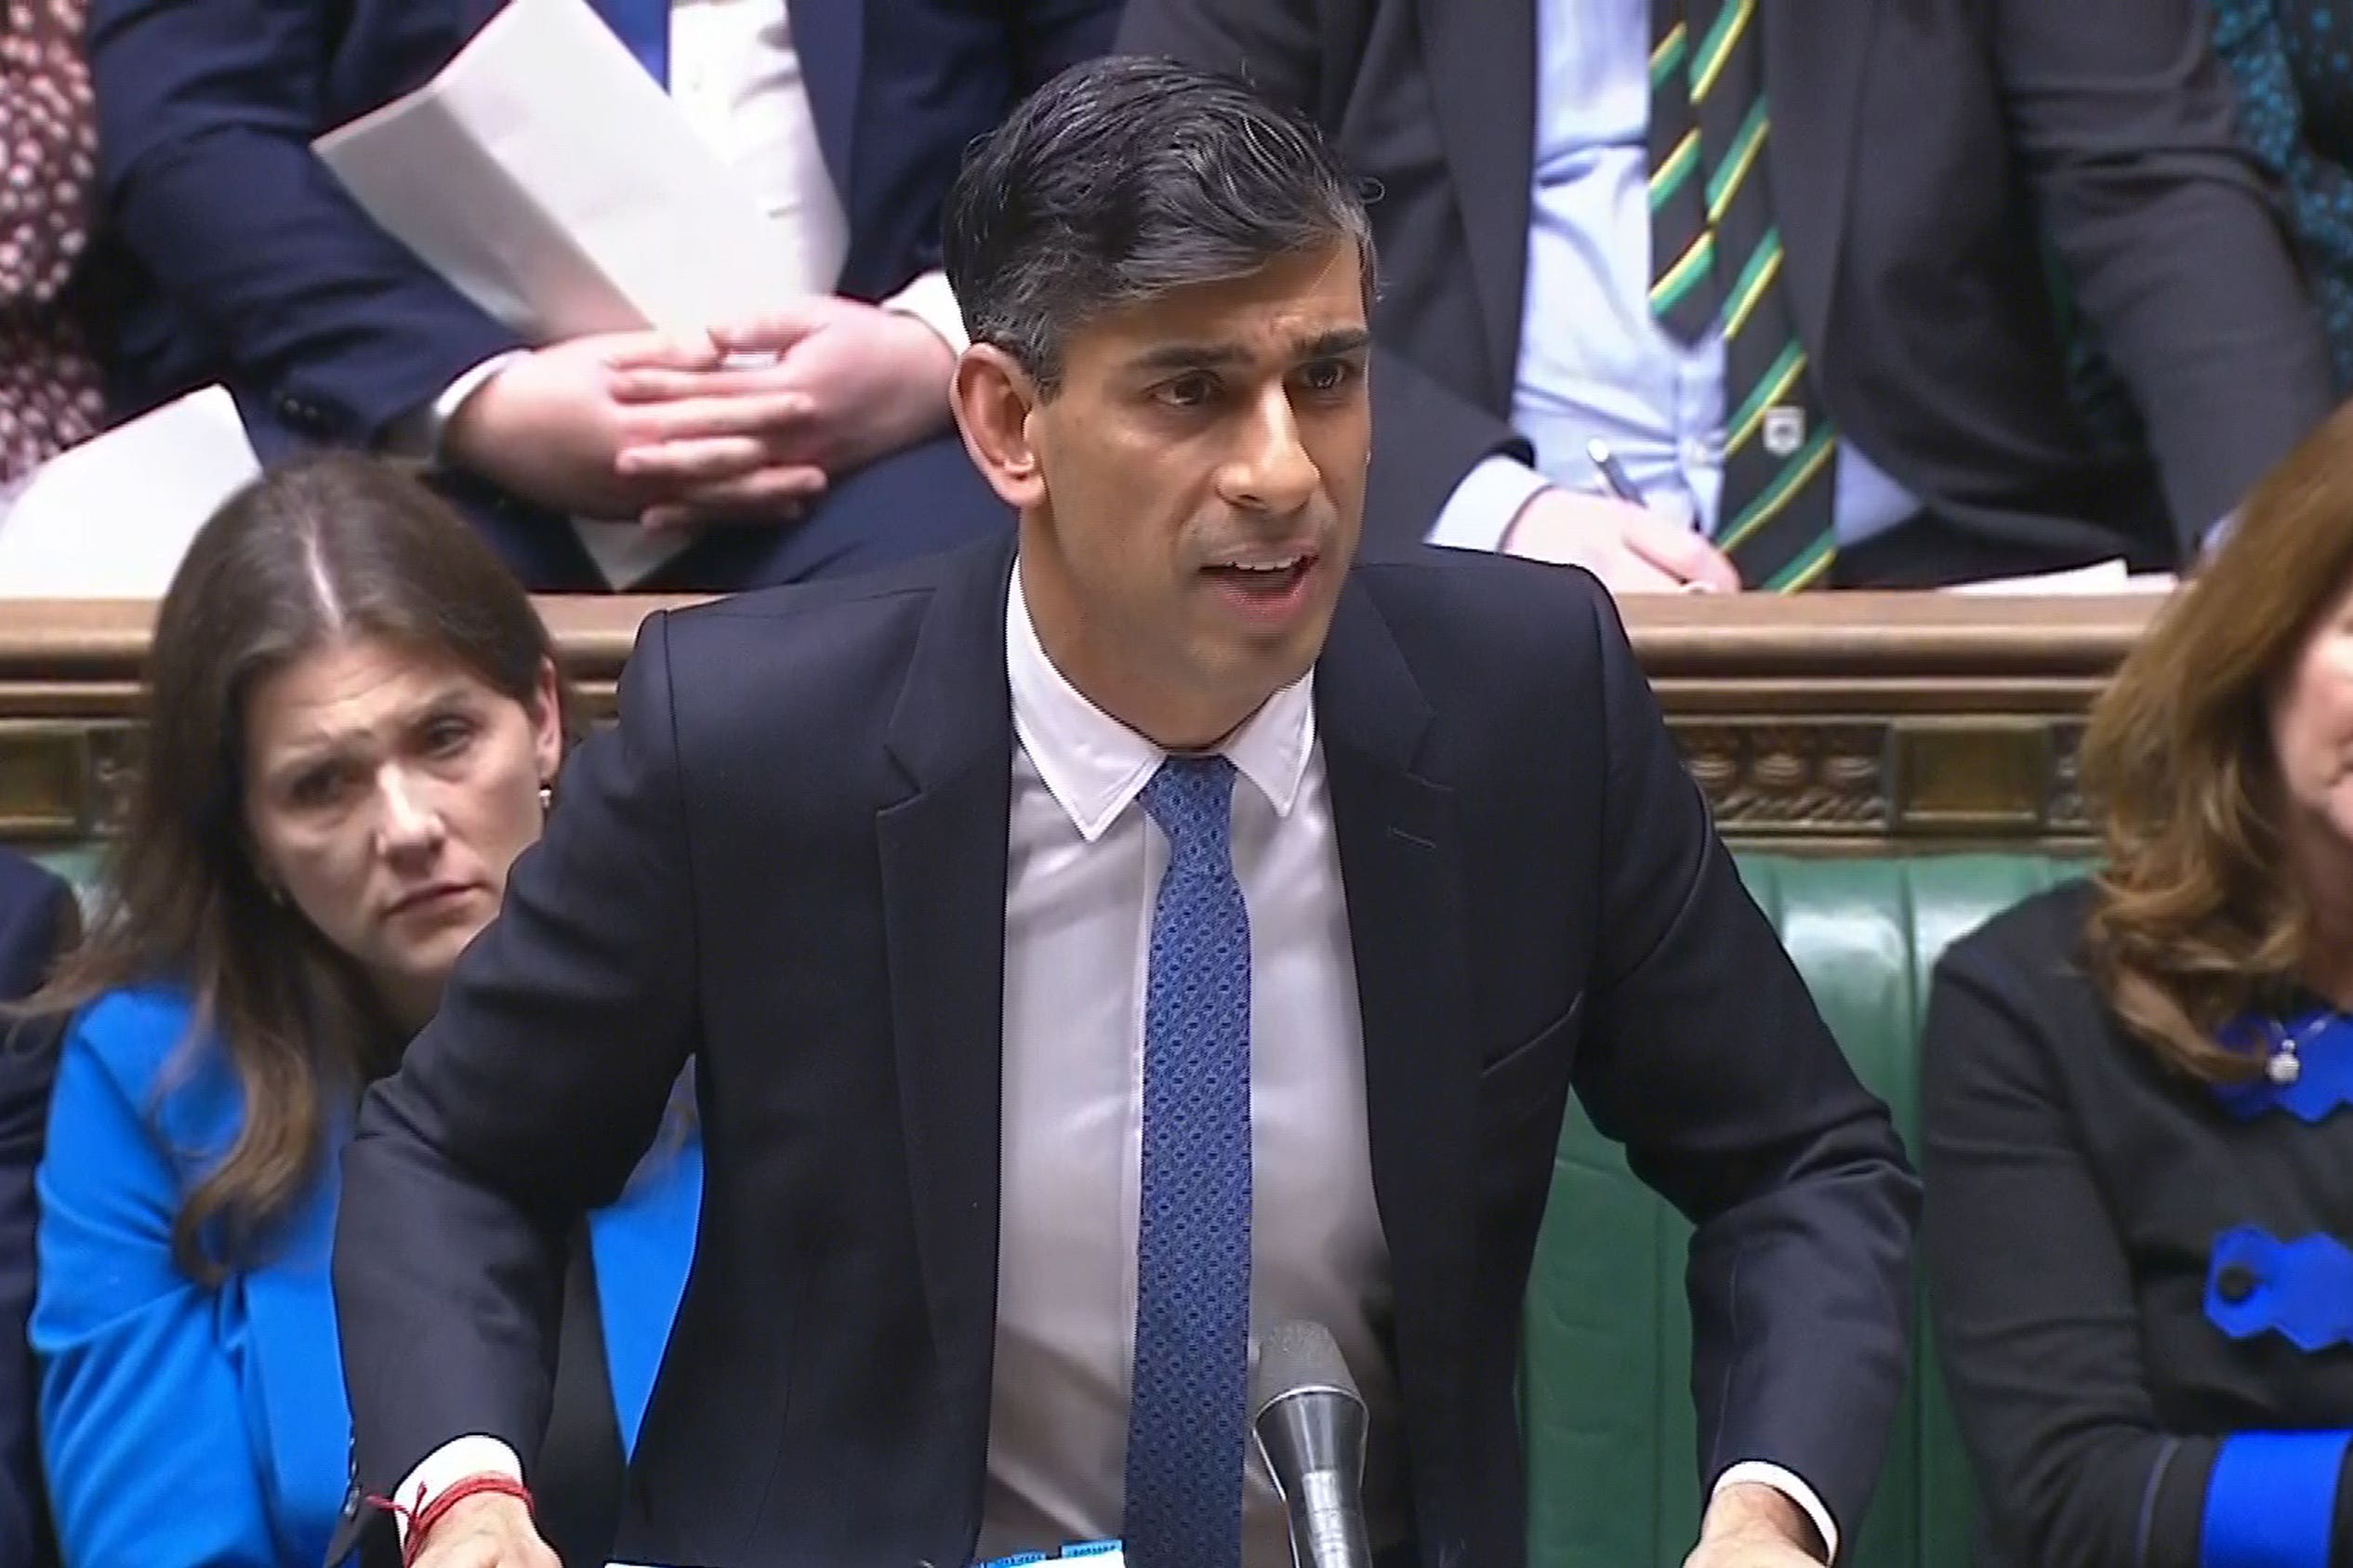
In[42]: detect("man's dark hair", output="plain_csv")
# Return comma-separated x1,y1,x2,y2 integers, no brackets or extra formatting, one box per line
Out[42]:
943,55,1375,395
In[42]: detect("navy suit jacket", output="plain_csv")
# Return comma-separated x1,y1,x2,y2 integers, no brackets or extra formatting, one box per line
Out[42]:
0,851,75,1568
335,540,1921,1567
87,0,1118,455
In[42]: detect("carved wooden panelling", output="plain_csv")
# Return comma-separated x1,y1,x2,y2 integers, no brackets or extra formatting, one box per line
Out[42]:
0,592,2151,853
1679,722,1890,833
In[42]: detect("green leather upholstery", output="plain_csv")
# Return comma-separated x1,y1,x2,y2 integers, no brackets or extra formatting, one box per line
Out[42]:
1523,852,2087,1568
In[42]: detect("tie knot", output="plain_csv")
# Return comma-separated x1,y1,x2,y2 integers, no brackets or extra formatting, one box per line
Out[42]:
1140,755,1237,853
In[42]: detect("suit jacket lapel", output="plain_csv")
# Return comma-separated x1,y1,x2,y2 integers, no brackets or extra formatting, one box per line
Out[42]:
786,0,864,213
1315,581,1482,1487
1763,0,1874,361
1414,0,1538,402
878,542,1016,1389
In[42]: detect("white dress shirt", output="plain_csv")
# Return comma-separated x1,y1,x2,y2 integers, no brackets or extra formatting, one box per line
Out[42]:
979,570,1405,1564
398,565,1841,1562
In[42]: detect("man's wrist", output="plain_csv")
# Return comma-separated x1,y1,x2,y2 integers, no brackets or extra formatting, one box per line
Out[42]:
879,267,969,357
384,351,530,469
1428,457,1551,552
1703,1480,1828,1561
408,1475,535,1558
392,1436,525,1548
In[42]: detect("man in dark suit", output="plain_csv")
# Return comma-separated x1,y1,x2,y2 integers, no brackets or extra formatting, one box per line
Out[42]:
334,59,1918,1568
0,849,76,1568
1118,0,2337,589
87,0,1118,591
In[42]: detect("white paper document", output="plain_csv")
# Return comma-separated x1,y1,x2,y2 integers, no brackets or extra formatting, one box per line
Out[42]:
313,0,801,341
317,0,808,586
0,388,261,598
1943,559,2177,597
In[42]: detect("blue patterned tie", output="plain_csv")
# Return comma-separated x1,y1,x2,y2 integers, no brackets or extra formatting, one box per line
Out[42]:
590,0,668,85
1123,756,1251,1568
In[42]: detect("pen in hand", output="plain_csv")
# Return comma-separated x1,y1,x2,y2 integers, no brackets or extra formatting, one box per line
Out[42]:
1585,437,1647,506
1584,437,1724,593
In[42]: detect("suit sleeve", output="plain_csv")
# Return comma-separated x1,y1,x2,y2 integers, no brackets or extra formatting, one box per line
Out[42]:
1116,0,1534,555
31,1018,280,1568
0,860,71,1568
1918,935,2353,1568
2204,0,2353,391
337,612,701,1496
87,0,523,440
1563,583,1921,1543
1992,0,2333,547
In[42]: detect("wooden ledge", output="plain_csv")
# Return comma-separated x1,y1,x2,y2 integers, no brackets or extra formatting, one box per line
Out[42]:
0,591,2161,849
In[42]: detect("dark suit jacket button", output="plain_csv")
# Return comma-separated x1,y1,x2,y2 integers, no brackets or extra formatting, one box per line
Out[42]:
2216,1262,2261,1304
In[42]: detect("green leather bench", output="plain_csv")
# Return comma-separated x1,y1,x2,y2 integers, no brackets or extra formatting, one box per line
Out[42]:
1524,852,2088,1568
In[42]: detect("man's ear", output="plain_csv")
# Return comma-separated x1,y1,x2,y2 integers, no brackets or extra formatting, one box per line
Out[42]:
950,345,1048,510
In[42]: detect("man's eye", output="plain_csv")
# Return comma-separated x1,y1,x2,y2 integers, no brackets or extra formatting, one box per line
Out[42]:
1301,359,1359,394
1157,375,1218,409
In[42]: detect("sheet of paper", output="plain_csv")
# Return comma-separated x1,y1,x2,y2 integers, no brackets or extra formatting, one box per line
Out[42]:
0,388,260,598
313,0,800,340
1943,559,2176,596
313,0,811,585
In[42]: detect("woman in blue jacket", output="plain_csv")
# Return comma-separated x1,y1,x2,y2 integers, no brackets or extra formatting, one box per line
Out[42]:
24,454,700,1568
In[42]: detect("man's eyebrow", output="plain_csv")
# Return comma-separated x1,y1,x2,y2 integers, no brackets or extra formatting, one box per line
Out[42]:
1126,340,1250,376
1125,327,1372,376
1299,327,1372,359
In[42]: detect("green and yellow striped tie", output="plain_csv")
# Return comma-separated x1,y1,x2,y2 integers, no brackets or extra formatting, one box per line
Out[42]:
1648,0,1836,591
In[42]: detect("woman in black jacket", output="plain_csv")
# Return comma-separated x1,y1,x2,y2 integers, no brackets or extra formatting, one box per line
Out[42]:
1924,400,2353,1568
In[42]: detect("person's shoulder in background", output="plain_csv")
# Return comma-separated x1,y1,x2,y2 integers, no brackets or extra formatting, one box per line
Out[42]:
1937,878,2099,986
0,847,81,1568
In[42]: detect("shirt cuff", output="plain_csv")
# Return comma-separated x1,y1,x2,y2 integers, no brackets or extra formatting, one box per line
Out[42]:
1425,455,1553,551
380,351,532,466
881,268,969,357
2201,508,2239,561
391,1435,524,1548
1714,1460,1840,1562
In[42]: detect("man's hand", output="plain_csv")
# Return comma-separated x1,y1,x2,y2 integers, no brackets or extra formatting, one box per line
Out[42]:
1501,487,1743,594
608,296,956,527
1685,1482,1830,1568
442,331,826,523
404,1493,560,1568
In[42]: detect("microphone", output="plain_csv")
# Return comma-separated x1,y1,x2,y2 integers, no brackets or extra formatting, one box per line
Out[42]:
1250,1322,1373,1568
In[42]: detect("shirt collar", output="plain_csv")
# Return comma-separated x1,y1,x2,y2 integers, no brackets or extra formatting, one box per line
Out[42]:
1005,562,1316,842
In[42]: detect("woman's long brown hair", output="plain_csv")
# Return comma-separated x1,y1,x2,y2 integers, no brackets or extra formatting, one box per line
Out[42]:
2080,402,2353,1082
24,454,581,1280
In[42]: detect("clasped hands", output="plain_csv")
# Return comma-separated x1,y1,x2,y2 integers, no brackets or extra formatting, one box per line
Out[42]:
443,295,957,529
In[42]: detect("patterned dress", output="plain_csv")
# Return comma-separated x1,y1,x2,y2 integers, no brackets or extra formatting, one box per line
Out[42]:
2211,0,2353,393
0,0,102,493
